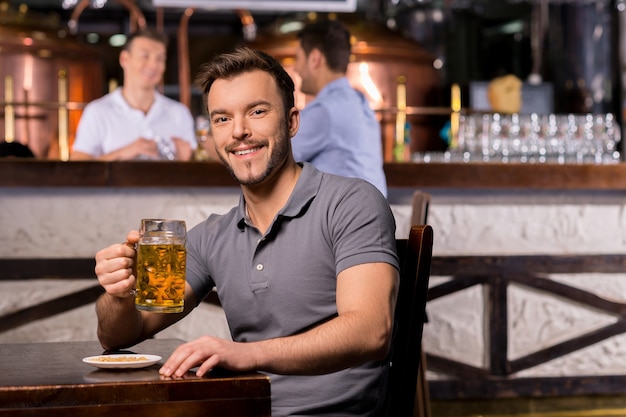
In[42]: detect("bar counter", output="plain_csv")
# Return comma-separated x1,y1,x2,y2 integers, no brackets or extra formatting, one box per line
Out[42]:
2,159,626,189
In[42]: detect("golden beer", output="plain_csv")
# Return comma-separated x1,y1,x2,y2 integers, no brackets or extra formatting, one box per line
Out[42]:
135,219,187,313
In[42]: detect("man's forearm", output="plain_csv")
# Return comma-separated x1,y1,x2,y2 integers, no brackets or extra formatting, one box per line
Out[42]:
249,309,392,376
96,292,144,351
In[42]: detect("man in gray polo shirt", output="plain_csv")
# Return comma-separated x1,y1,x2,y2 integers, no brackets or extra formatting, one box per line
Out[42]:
93,47,399,417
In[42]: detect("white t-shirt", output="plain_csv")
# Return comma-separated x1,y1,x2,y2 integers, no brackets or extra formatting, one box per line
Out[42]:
73,88,196,157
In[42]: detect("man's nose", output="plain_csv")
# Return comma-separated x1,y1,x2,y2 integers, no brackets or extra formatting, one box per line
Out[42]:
231,118,250,140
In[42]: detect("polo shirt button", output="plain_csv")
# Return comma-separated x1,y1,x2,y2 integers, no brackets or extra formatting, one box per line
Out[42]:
256,264,264,271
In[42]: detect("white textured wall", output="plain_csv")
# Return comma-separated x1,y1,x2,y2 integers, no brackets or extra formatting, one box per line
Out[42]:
2,187,626,379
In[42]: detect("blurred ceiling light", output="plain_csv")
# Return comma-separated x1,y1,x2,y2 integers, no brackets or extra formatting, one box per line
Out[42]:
109,33,126,47
279,21,305,34
86,33,100,43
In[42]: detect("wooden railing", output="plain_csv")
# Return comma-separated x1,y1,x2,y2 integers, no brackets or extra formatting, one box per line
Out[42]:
427,254,626,399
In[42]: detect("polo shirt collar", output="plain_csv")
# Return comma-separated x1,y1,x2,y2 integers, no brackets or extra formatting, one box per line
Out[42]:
317,77,350,100
110,87,164,116
236,162,321,231
111,88,128,109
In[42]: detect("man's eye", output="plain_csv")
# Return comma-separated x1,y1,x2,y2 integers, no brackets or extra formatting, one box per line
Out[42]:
252,109,266,116
213,117,228,124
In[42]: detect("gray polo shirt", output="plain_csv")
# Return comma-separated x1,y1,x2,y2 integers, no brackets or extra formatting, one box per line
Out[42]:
186,162,398,417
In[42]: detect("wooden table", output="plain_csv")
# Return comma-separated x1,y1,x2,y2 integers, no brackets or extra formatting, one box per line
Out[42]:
0,338,271,417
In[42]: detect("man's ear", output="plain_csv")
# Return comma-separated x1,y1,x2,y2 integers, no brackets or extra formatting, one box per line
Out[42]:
119,50,129,69
308,48,324,69
288,107,300,138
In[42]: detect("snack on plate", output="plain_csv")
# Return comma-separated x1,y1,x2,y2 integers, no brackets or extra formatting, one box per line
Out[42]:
94,356,149,362
487,74,522,114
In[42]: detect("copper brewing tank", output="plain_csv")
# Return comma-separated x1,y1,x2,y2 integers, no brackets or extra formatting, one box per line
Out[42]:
0,2,104,159
247,15,445,161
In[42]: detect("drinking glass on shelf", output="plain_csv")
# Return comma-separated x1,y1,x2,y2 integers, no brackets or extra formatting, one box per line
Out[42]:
457,113,481,162
528,113,547,163
564,114,581,163
194,115,210,161
455,113,467,153
506,113,523,162
593,113,622,163
479,113,492,161
489,113,501,161
541,114,564,163
579,113,600,163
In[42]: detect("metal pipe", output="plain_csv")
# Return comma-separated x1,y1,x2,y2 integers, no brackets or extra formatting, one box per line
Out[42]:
4,75,14,143
235,9,257,41
67,0,146,35
116,0,147,32
394,75,407,161
57,69,69,161
529,0,548,84
177,8,256,109
450,84,461,149
156,6,164,32
67,0,89,35
177,7,195,109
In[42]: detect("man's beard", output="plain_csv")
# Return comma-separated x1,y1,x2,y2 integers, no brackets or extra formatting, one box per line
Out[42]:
218,122,291,186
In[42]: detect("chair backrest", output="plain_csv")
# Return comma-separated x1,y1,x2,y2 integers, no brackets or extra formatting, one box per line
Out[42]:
384,224,434,417
410,190,431,226
409,190,433,417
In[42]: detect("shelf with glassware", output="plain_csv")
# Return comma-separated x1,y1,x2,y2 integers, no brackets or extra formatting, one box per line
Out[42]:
420,111,623,165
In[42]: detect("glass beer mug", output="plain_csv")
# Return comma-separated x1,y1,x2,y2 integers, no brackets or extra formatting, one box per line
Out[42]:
135,219,187,313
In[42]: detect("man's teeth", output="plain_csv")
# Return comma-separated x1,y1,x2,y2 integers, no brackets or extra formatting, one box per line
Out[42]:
235,148,258,156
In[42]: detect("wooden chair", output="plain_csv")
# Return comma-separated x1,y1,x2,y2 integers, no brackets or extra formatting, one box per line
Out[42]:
410,191,433,417
384,224,434,417
410,190,431,227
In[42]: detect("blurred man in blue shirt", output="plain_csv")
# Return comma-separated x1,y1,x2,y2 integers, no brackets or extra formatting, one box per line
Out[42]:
291,19,388,197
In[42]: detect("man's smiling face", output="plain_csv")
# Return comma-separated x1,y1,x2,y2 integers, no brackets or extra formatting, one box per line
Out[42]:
208,70,296,186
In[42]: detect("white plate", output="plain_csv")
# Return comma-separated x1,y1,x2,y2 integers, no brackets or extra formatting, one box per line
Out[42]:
82,354,162,369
